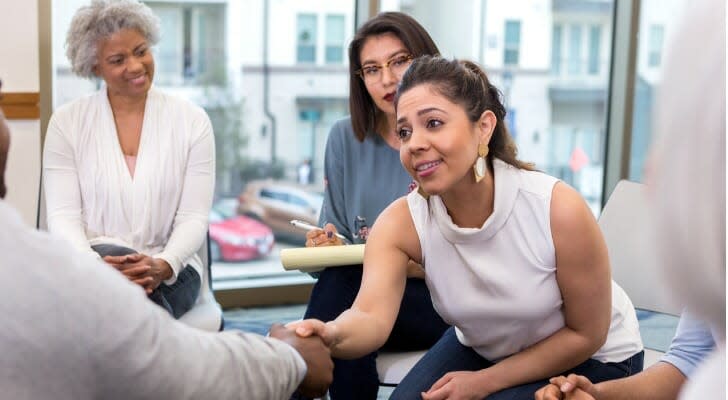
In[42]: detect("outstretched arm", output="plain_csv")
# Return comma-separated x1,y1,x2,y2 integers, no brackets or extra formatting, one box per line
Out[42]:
291,197,416,358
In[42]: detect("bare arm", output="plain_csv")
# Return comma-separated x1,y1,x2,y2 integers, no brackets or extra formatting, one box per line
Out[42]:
292,198,415,358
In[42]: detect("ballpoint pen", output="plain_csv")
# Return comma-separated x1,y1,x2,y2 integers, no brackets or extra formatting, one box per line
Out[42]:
289,220,350,244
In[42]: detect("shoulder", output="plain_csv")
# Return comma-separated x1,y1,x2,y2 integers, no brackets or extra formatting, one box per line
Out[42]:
49,91,101,125
327,117,354,143
549,181,598,243
369,196,420,255
513,165,559,200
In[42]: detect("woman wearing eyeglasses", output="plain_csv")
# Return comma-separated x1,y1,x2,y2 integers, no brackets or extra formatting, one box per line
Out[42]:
295,12,449,400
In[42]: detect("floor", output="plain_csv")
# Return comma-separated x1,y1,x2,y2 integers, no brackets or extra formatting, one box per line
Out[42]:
223,305,679,399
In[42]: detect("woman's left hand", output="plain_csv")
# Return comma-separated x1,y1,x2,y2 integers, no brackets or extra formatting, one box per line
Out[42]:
421,371,492,400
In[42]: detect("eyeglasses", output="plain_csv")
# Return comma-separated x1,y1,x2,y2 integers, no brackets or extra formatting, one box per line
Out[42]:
355,54,414,84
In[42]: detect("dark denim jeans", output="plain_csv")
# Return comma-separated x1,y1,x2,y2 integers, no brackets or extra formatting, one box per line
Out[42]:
391,327,644,400
92,244,201,319
294,264,450,400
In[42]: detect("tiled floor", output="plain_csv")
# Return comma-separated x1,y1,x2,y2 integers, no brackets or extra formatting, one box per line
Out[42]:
223,305,679,399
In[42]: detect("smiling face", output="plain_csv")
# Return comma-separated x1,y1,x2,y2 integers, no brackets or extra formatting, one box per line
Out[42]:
359,33,411,118
397,84,495,195
93,28,154,100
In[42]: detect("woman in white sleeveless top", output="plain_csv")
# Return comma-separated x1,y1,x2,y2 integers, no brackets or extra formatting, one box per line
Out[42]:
289,56,643,399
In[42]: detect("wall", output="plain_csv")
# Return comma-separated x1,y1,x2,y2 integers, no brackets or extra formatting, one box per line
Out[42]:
0,0,41,226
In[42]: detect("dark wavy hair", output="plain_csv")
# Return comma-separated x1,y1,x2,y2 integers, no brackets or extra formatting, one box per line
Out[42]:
396,56,534,171
348,12,440,142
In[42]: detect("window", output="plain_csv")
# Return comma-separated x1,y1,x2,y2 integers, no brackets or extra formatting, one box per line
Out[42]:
648,24,664,67
588,25,601,74
296,13,317,63
503,20,521,66
551,25,562,74
629,2,682,181
147,2,226,86
568,25,582,75
325,15,345,64
382,1,614,214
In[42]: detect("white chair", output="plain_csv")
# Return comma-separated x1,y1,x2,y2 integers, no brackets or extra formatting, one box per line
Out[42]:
37,178,223,332
179,232,224,331
598,179,680,366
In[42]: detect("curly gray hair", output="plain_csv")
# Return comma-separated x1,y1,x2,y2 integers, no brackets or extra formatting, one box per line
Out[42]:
65,0,160,79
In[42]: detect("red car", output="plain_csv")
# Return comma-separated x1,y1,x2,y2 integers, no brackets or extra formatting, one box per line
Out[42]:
209,206,275,262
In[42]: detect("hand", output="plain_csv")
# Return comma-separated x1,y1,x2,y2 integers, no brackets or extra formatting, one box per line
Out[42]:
406,260,426,279
269,323,333,398
305,223,343,247
104,253,172,293
534,375,598,400
285,318,339,348
104,253,153,288
421,371,492,400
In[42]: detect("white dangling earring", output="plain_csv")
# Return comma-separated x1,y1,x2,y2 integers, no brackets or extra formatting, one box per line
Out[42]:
473,143,488,183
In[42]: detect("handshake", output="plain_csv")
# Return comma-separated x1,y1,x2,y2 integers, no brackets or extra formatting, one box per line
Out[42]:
269,319,338,398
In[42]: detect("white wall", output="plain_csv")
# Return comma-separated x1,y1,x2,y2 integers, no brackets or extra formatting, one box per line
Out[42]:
0,0,41,226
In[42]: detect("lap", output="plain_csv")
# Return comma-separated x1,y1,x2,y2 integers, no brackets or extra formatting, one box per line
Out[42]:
393,327,643,400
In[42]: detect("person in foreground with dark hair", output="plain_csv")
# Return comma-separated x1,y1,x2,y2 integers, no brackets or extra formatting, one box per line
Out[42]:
0,101,332,399
289,56,643,400
296,11,449,399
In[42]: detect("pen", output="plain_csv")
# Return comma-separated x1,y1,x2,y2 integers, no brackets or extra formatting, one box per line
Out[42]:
289,220,350,243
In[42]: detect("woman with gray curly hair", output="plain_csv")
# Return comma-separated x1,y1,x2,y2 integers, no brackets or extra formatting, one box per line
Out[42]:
43,0,215,321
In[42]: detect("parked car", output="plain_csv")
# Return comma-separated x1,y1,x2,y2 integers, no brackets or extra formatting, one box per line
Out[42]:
237,180,323,243
208,199,275,262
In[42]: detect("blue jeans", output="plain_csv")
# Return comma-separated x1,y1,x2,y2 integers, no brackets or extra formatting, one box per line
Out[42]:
391,327,644,400
92,244,201,319
295,265,450,400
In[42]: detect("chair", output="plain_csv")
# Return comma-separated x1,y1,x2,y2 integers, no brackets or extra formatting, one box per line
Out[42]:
598,179,681,366
37,177,223,332
178,231,224,332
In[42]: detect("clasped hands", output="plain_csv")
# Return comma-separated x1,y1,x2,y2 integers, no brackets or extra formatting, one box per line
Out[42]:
535,374,598,400
103,253,172,294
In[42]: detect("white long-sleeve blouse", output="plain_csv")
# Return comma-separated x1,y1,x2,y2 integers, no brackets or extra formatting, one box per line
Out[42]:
43,87,215,283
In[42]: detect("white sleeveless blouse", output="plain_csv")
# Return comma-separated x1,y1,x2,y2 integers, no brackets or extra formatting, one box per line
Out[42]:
407,159,643,362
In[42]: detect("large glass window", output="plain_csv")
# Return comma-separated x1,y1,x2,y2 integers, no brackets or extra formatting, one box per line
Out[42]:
628,1,683,181
147,2,226,86
385,0,614,214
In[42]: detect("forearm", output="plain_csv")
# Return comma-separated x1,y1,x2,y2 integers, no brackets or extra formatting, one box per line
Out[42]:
329,307,392,359
592,362,686,400
483,326,602,394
